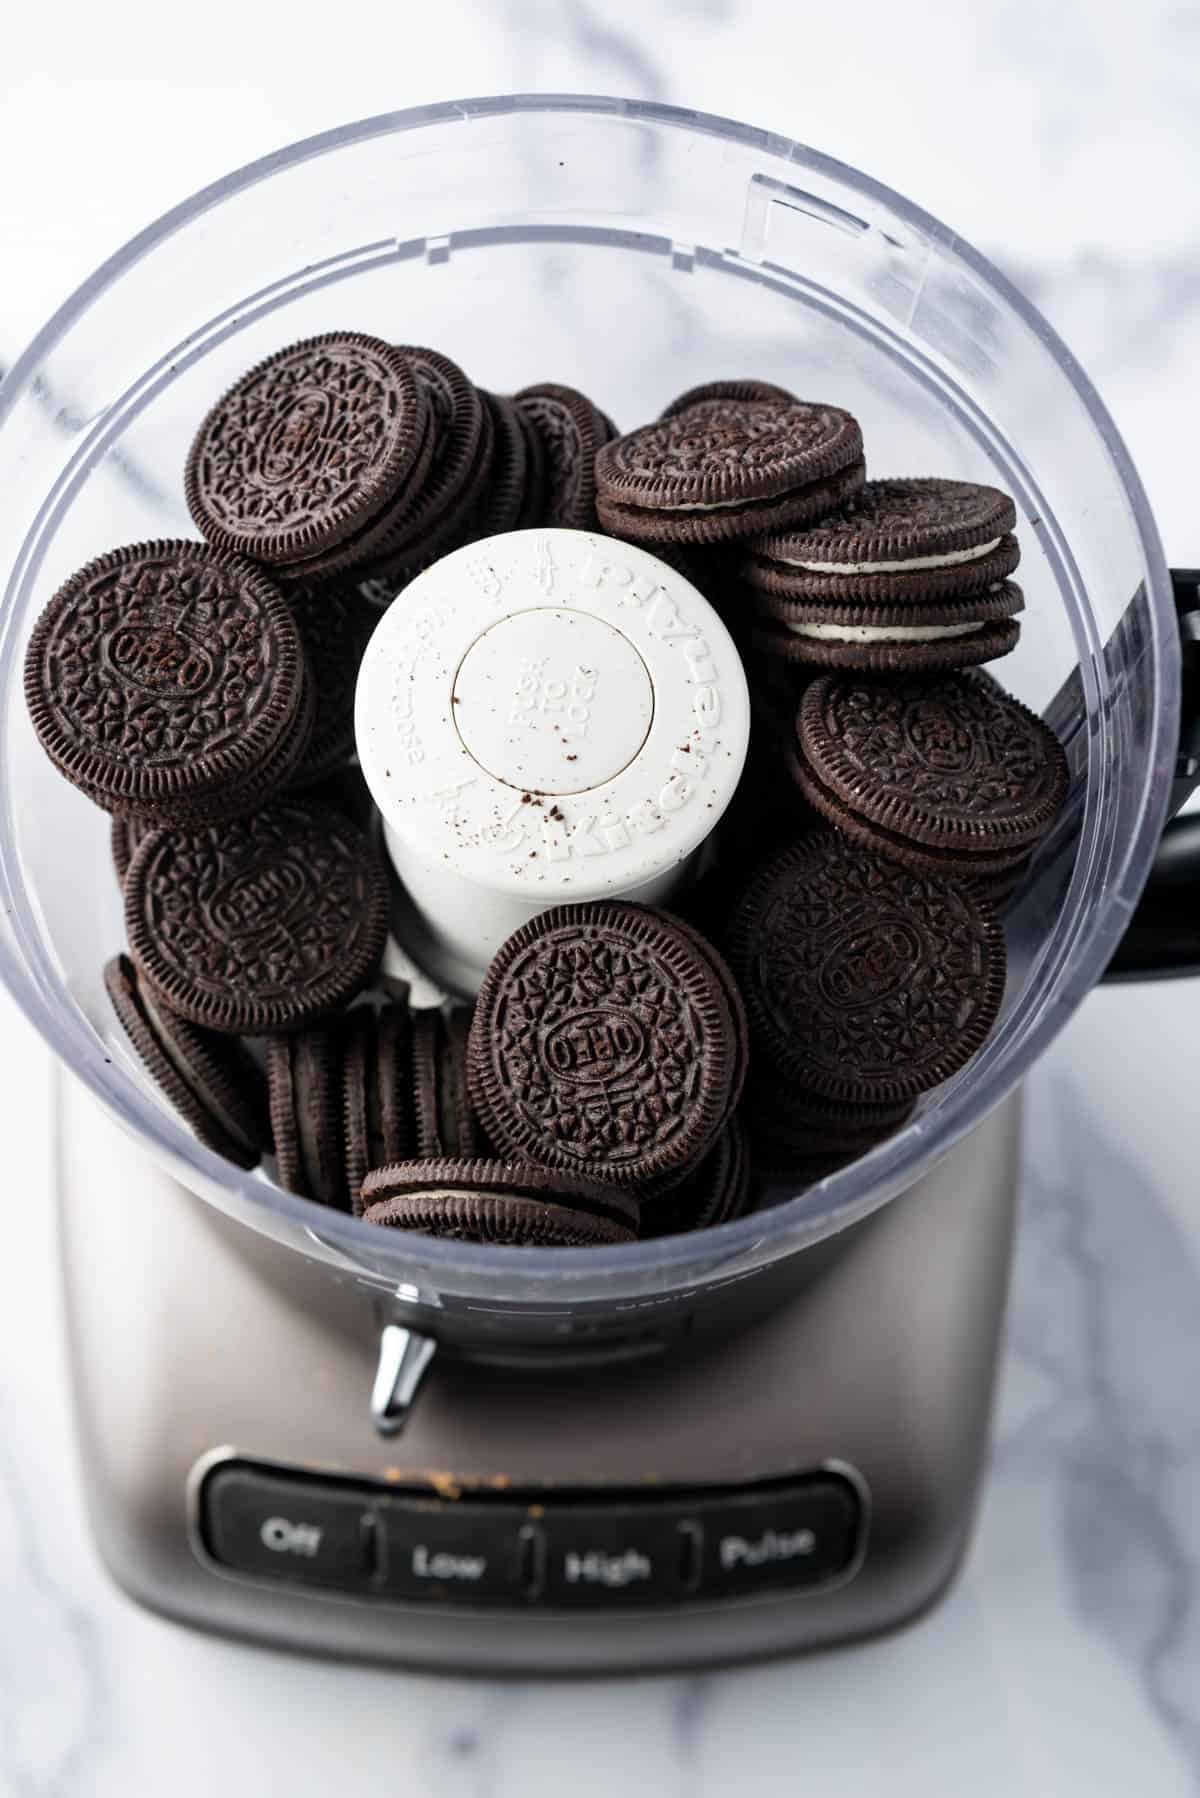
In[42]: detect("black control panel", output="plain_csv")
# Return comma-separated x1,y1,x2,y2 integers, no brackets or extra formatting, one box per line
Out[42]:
197,1460,864,1608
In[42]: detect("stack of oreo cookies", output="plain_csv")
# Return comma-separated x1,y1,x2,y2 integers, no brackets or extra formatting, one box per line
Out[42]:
265,1000,486,1212
184,332,617,605
25,541,320,827
743,477,1025,675
363,901,751,1244
595,382,865,546
787,668,1068,905
591,384,1069,1181
26,330,1073,1244
726,832,1006,1181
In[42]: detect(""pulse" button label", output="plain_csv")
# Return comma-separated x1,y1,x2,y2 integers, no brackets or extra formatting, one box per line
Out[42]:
718,1527,817,1571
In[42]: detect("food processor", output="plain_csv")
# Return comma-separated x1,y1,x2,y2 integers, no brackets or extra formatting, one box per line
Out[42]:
1,96,1197,1673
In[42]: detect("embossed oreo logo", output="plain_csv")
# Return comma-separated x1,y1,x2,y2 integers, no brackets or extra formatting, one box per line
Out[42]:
819,917,922,1008
906,703,975,774
206,857,310,941
107,626,216,697
260,390,333,485
541,1008,647,1083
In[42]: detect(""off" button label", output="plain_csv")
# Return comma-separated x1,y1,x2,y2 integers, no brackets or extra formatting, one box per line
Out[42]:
259,1516,324,1558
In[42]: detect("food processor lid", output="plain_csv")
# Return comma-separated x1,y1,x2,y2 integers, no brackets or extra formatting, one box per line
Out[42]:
0,95,1181,1298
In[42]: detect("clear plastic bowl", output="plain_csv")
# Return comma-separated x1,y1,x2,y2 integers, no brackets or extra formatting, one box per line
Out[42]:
0,95,1177,1314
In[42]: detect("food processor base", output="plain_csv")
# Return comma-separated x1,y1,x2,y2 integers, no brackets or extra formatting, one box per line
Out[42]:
56,1075,1021,1673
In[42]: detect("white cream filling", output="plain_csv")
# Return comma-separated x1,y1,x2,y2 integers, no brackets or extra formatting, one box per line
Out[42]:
780,536,1002,575
786,619,985,643
671,496,754,513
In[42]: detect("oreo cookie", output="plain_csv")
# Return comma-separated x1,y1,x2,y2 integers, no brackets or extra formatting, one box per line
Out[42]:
411,1009,442,1157
728,830,1006,1104
367,347,491,577
791,670,1070,876
745,1083,914,1181
361,1157,641,1246
468,903,743,1186
658,907,749,1129
104,954,268,1169
473,392,529,536
514,383,615,529
340,1001,415,1215
376,1002,417,1168
285,581,378,787
713,674,816,872
642,1117,753,1236
752,583,1024,675
438,1008,485,1157
514,398,549,529
661,378,798,418
185,333,432,582
409,1008,486,1160
748,478,1019,600
340,1006,377,1215
125,798,389,1033
26,541,311,825
111,815,150,887
595,397,865,546
267,1025,347,1207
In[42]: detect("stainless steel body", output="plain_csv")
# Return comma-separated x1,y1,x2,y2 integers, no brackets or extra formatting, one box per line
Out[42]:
58,1072,1021,1672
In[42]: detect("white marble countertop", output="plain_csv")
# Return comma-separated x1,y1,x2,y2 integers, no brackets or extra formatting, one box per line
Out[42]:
2,2,1199,1791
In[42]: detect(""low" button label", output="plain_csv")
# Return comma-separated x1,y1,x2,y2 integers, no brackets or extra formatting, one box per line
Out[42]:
411,1544,487,1581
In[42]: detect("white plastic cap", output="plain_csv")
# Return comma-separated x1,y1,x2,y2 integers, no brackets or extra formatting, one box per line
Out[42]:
355,528,751,992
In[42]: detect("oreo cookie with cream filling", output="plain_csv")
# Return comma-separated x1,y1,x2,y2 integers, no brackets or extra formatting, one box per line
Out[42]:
361,1157,641,1246
285,579,378,786
111,815,150,887
728,829,1006,1105
26,540,311,825
514,382,615,529
595,397,865,546
267,1025,347,1207
104,954,268,1170
753,581,1024,673
747,478,1019,599
790,669,1069,877
660,378,798,419
468,902,743,1186
125,797,389,1034
642,1116,753,1236
185,333,432,584
744,477,1023,670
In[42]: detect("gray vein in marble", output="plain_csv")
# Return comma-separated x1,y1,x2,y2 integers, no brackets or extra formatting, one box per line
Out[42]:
0,359,170,513
0,1409,109,1795
560,0,668,101
670,1672,715,1794
1000,254,1200,382
422,1684,507,1798
1003,1076,1200,1780
983,0,1200,137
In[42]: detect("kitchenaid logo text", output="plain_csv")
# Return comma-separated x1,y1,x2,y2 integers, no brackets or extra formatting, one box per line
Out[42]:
387,606,442,766
580,549,722,749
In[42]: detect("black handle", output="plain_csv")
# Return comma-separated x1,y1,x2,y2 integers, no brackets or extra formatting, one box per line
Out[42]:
1104,568,1200,981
